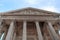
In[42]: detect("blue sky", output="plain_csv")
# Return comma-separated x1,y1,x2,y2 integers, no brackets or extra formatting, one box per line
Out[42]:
0,0,60,13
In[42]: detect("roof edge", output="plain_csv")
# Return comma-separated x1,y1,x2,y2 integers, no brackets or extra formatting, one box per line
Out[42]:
0,7,60,15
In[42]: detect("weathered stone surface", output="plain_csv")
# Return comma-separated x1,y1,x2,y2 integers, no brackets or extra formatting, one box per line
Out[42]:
0,7,60,40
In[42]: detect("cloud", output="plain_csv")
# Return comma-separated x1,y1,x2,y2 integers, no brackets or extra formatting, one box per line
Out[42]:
0,0,59,13
24,0,58,12
39,0,59,13
41,6,58,12
24,0,40,5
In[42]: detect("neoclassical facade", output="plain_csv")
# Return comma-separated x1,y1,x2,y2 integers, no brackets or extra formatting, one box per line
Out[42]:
0,7,60,40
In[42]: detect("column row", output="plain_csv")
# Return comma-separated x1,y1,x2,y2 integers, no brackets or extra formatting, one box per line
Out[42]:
5,21,44,40
4,21,60,40
46,21,60,40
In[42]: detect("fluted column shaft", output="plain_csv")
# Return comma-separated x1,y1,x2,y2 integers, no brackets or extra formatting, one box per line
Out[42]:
5,21,15,40
47,21,60,40
35,21,43,40
0,20,3,37
22,21,27,40
13,33,16,40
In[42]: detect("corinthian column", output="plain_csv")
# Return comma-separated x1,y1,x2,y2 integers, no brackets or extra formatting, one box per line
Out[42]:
22,21,27,40
47,21,60,40
5,21,15,40
35,21,43,40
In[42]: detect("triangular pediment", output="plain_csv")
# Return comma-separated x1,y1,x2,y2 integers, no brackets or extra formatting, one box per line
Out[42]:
0,7,60,16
